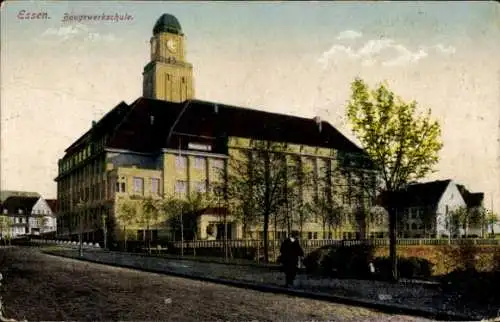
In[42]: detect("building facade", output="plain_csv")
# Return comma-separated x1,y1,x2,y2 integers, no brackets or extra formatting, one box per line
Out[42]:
384,180,484,238
0,196,57,239
55,13,378,246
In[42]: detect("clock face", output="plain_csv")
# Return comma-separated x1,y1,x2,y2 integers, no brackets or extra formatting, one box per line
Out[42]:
166,39,177,53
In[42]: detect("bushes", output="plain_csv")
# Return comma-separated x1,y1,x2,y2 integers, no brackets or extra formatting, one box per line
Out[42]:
302,246,334,274
441,268,500,305
303,243,434,280
373,257,434,279
303,243,376,278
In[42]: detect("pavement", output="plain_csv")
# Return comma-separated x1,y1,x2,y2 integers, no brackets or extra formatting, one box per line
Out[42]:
39,245,491,321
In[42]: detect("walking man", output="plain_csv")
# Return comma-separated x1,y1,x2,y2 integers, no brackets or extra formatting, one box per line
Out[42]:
279,232,304,288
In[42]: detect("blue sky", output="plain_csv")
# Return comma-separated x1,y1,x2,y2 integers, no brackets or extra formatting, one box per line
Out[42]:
1,1,499,212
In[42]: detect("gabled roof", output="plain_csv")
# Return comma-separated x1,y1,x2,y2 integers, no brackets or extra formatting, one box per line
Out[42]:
1,196,40,214
105,97,363,154
45,199,59,213
456,184,484,208
378,180,451,209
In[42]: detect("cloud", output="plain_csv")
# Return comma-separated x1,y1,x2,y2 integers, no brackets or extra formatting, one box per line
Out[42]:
357,39,395,56
336,30,363,40
433,44,456,55
382,45,428,67
318,37,454,69
43,24,88,39
42,25,118,42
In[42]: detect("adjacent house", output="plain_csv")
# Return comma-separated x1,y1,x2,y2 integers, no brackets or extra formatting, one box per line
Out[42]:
29,198,58,235
0,196,57,238
380,180,484,238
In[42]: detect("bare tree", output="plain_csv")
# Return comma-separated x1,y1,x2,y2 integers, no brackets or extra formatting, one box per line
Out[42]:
116,198,138,251
141,197,158,253
224,141,296,263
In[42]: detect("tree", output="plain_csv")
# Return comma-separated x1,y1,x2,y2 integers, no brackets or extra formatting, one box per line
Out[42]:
485,209,498,237
116,198,138,251
218,172,259,240
182,191,213,239
141,197,159,253
0,216,12,245
346,77,443,281
224,140,297,263
158,194,184,241
448,206,484,238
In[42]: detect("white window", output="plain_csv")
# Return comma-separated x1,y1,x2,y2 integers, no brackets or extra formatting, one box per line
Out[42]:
194,181,207,193
133,177,144,195
151,178,161,195
193,157,206,170
212,159,224,170
175,156,187,169
175,180,187,194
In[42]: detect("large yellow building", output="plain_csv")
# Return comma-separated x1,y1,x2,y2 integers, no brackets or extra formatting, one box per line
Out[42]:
55,14,381,246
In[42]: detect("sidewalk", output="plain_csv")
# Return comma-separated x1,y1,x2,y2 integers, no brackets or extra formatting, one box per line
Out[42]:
41,247,488,321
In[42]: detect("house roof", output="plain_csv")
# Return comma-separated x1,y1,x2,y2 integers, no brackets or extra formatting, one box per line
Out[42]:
378,180,451,209
0,190,40,203
456,184,484,208
105,97,363,154
45,199,59,213
64,101,132,154
1,196,40,214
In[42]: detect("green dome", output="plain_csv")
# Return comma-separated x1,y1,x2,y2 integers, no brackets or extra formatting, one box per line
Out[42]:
153,14,182,35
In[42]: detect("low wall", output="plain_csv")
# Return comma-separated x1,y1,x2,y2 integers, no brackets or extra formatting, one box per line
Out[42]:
373,245,500,275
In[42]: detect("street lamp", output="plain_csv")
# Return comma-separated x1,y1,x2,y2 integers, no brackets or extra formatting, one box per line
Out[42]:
77,198,85,257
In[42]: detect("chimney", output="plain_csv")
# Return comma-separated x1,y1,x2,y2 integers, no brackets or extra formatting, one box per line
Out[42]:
214,104,219,114
91,120,97,127
313,116,322,132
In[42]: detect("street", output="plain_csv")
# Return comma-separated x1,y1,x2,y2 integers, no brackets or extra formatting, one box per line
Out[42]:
0,247,430,321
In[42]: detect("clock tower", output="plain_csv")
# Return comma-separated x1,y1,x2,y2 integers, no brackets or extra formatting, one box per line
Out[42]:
143,14,195,102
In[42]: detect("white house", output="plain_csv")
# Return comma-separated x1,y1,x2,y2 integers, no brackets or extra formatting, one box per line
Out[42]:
29,198,57,235
382,180,484,238
0,196,57,238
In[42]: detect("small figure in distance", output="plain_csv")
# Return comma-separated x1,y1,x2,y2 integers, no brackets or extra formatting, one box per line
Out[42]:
279,231,304,288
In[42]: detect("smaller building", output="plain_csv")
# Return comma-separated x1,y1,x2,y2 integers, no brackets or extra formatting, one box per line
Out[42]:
0,196,57,238
380,180,484,238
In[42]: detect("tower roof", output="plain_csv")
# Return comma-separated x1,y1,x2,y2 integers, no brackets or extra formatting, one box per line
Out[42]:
153,13,182,35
